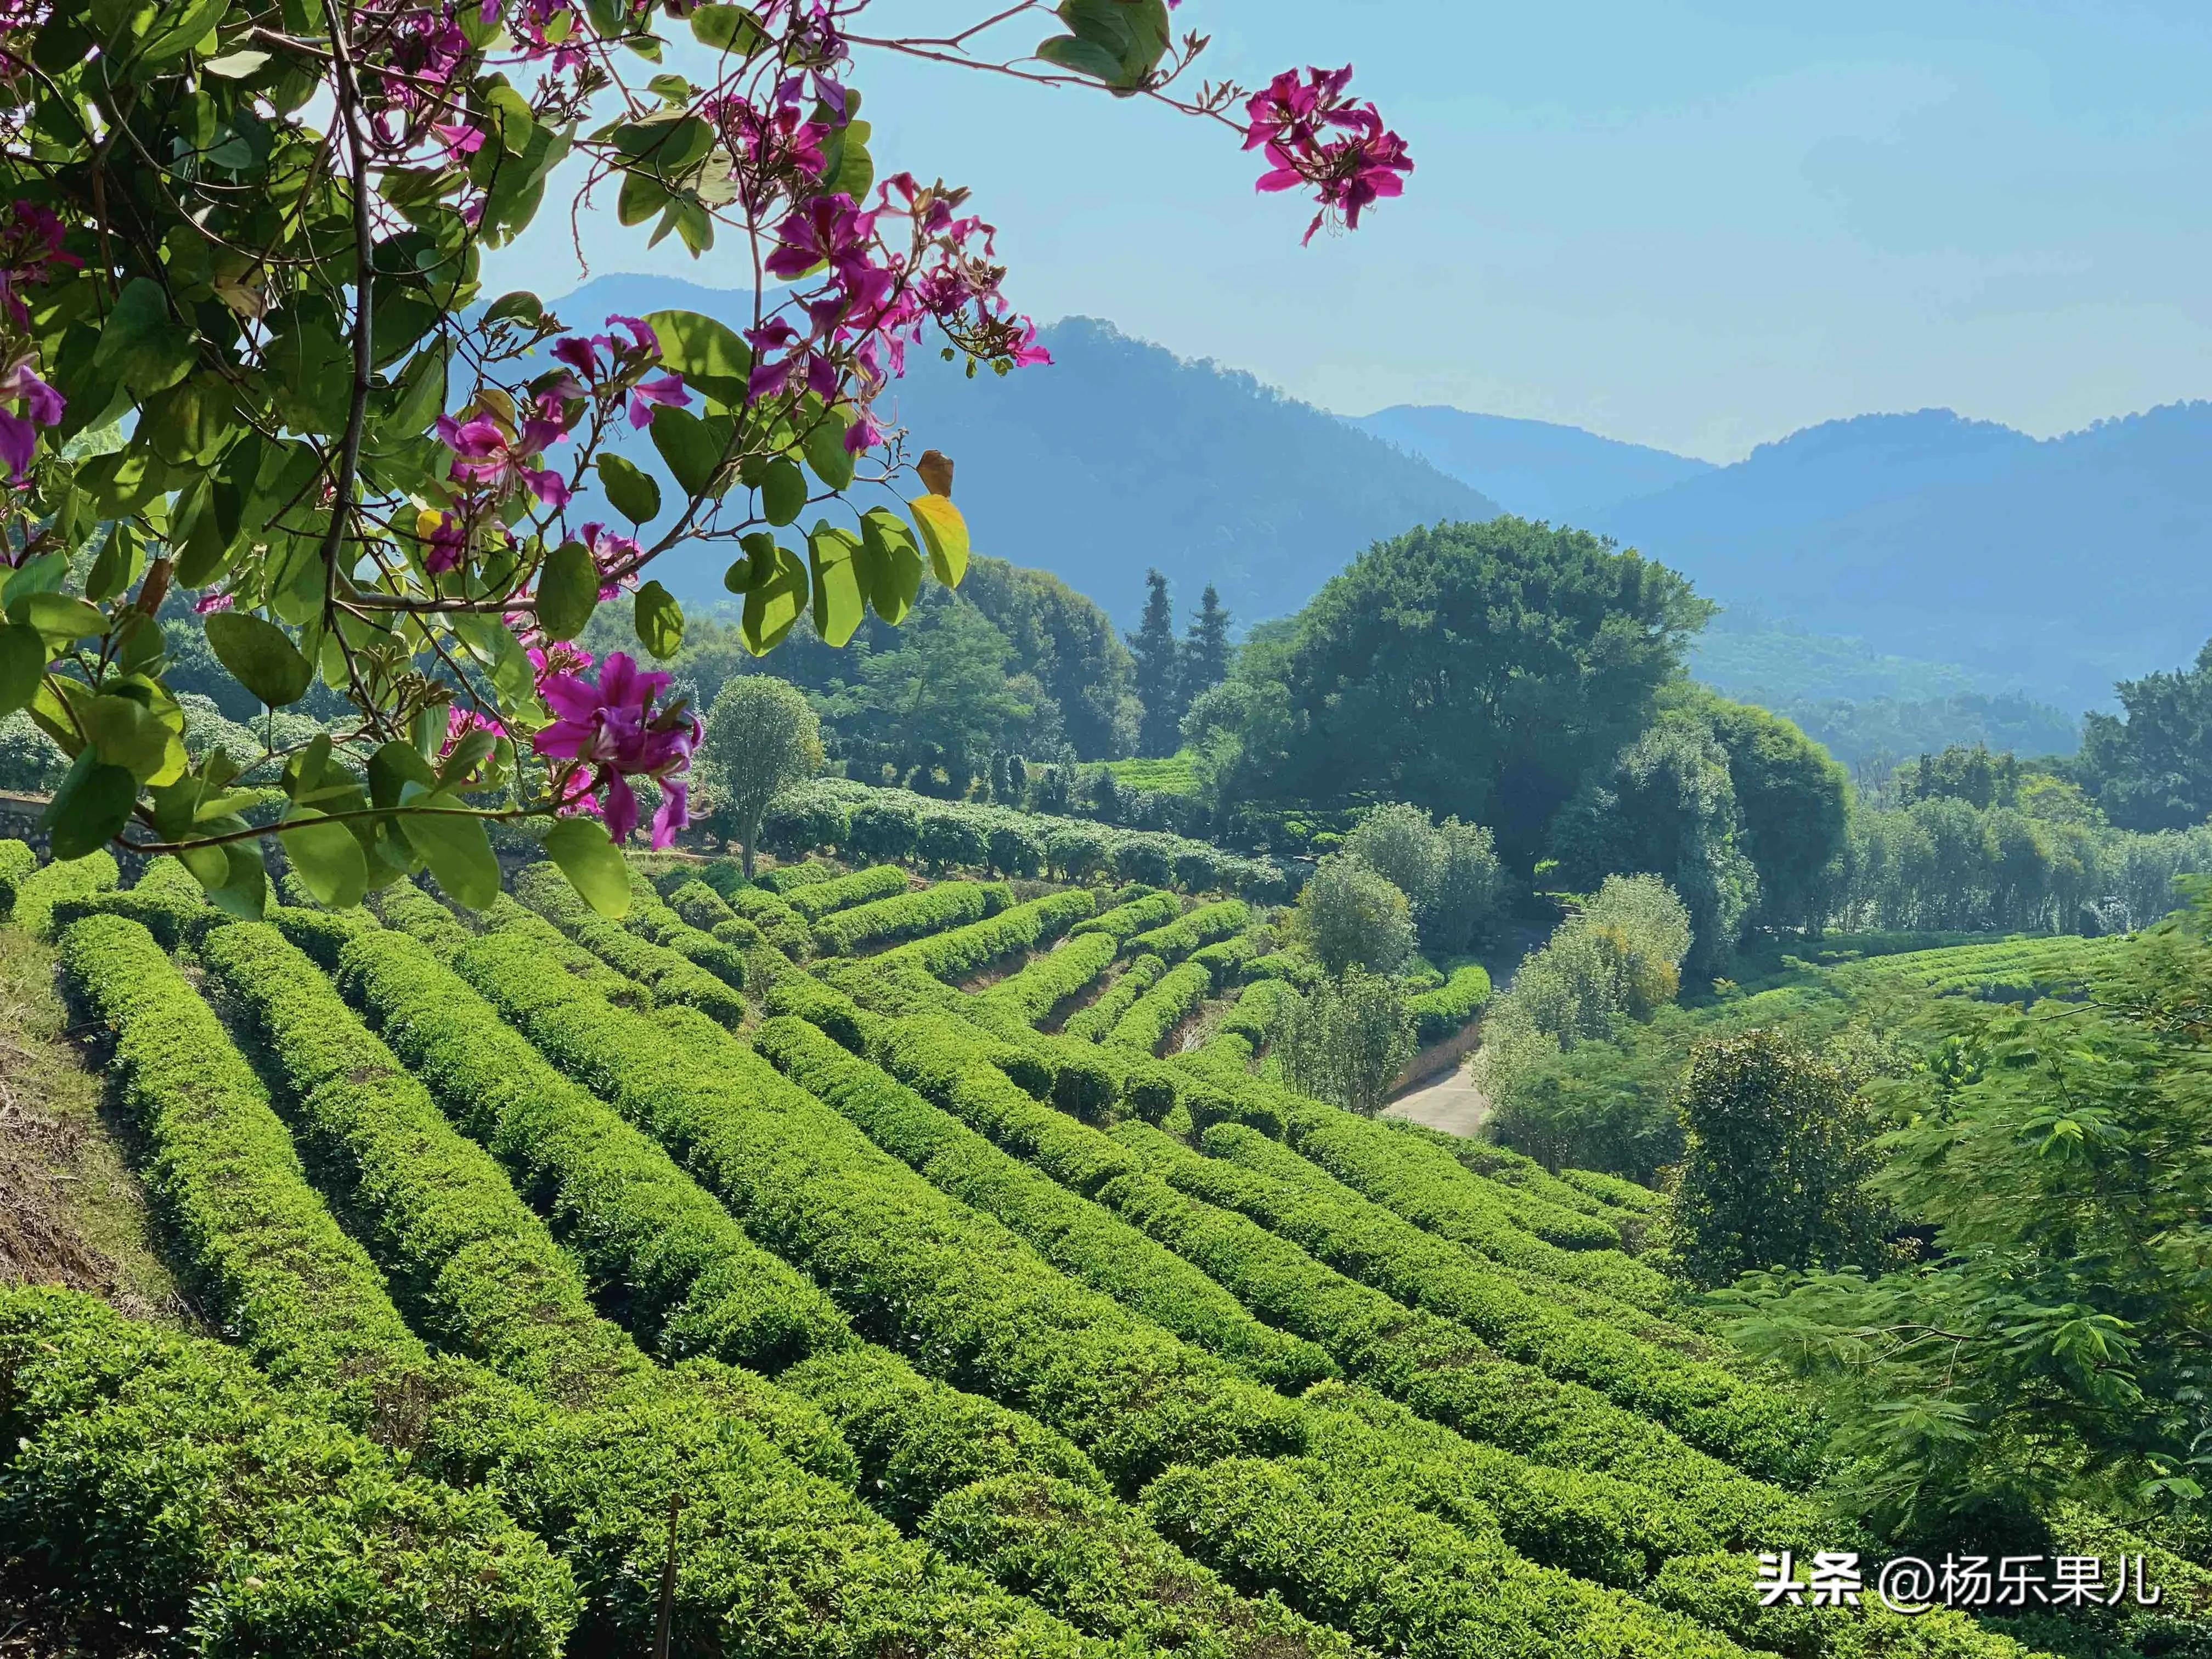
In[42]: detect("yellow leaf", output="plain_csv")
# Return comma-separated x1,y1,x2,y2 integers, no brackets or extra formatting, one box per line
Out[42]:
909,494,969,587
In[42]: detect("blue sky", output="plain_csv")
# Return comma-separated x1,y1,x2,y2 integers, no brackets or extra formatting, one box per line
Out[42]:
486,1,2212,461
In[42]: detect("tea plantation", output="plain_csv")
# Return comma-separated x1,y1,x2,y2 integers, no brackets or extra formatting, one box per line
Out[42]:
0,842,2164,1657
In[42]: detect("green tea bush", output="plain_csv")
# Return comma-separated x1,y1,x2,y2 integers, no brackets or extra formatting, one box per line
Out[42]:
0,1286,578,1658
811,878,1002,956
1407,962,1494,1044
618,868,751,988
1069,888,1182,941
1130,899,1251,962
782,861,912,918
515,864,747,1022
1062,953,1169,1041
975,931,1121,1025
874,888,1097,979
337,929,856,1380
57,915,422,1390
453,933,1305,1490
1105,960,1214,1054
13,848,117,940
0,836,34,918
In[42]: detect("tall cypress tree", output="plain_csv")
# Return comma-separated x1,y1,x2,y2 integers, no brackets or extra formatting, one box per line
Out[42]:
1181,584,1232,704
1129,568,1181,758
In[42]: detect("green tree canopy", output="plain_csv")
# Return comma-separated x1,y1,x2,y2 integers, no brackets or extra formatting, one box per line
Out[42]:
1668,1029,1895,1291
1130,568,1182,760
1289,855,1419,977
1199,517,1711,858
2076,639,2212,831
697,677,822,877
1274,966,1416,1117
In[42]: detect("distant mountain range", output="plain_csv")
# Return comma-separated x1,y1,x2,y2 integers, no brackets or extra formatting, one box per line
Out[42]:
1351,406,1713,524
543,274,2211,721
544,275,1497,626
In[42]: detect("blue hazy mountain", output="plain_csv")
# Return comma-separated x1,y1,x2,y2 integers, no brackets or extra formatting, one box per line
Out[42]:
540,274,1499,624
1590,405,2212,713
1352,405,1712,522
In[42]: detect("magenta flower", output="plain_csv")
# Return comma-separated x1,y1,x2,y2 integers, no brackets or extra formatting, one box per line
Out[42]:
1244,65,1413,242
431,121,485,160
0,352,62,481
420,510,469,574
578,521,641,599
626,373,690,429
531,650,700,847
193,591,235,614
436,408,571,507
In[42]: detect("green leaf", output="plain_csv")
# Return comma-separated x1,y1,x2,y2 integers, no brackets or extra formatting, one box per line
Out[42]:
280,809,369,909
482,290,543,325
201,840,270,919
690,2,765,54
909,494,972,586
802,413,855,490
25,593,106,645
538,540,599,641
617,169,671,227
91,279,196,398
398,800,501,908
83,523,144,605
264,307,351,435
82,693,187,784
806,523,866,647
368,739,437,810
1034,33,1123,82
858,507,923,624
136,0,233,62
544,816,631,917
387,340,449,437
200,46,269,76
140,374,239,466
760,456,806,526
634,580,685,658
204,611,313,708
648,404,730,499
41,751,137,860
597,452,662,523
643,309,752,411
740,540,809,655
0,624,46,717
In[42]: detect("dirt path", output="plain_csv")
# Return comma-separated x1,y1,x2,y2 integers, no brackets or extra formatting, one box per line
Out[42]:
1384,1064,1492,1137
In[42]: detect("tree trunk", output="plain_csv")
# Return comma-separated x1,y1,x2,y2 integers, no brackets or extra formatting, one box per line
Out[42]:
741,817,758,879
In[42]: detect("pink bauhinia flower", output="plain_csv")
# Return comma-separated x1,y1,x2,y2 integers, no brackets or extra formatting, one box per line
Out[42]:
0,352,63,481
531,650,699,847
626,373,690,428
436,407,571,507
1244,65,1413,242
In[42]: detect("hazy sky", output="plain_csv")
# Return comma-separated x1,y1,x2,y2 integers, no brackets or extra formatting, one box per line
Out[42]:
486,0,2212,462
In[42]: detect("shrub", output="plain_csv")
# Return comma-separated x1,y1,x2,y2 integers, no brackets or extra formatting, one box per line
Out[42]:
874,888,1097,979
847,795,923,862
1243,950,1322,988
917,810,991,871
1273,968,1415,1118
759,791,850,858
371,882,479,958
452,934,1306,1490
782,862,912,918
514,864,747,1023
0,837,33,918
1128,899,1250,962
481,894,651,1006
757,1012,1333,1391
758,860,837,893
1044,823,1111,881
1105,961,1213,1055
1062,953,1169,1041
810,878,997,956
1171,847,1224,893
1146,1456,1750,1659
617,870,750,989
989,820,1047,877
975,932,1121,1026
0,1286,578,1658
1190,932,1259,988
1111,837,1175,887
336,929,856,1381
1069,888,1182,941
1218,979,1291,1049
1406,963,1493,1045
56,916,428,1391
13,850,119,940
1289,856,1417,977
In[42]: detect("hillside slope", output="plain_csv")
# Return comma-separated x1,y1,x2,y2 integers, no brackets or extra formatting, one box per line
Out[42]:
1354,405,1713,523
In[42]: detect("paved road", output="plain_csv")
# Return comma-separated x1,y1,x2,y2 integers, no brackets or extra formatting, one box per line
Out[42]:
1384,1061,1491,1137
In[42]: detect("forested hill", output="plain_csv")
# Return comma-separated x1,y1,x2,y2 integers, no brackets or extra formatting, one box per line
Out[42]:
1353,404,1714,523
1588,403,2212,712
544,275,1501,623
